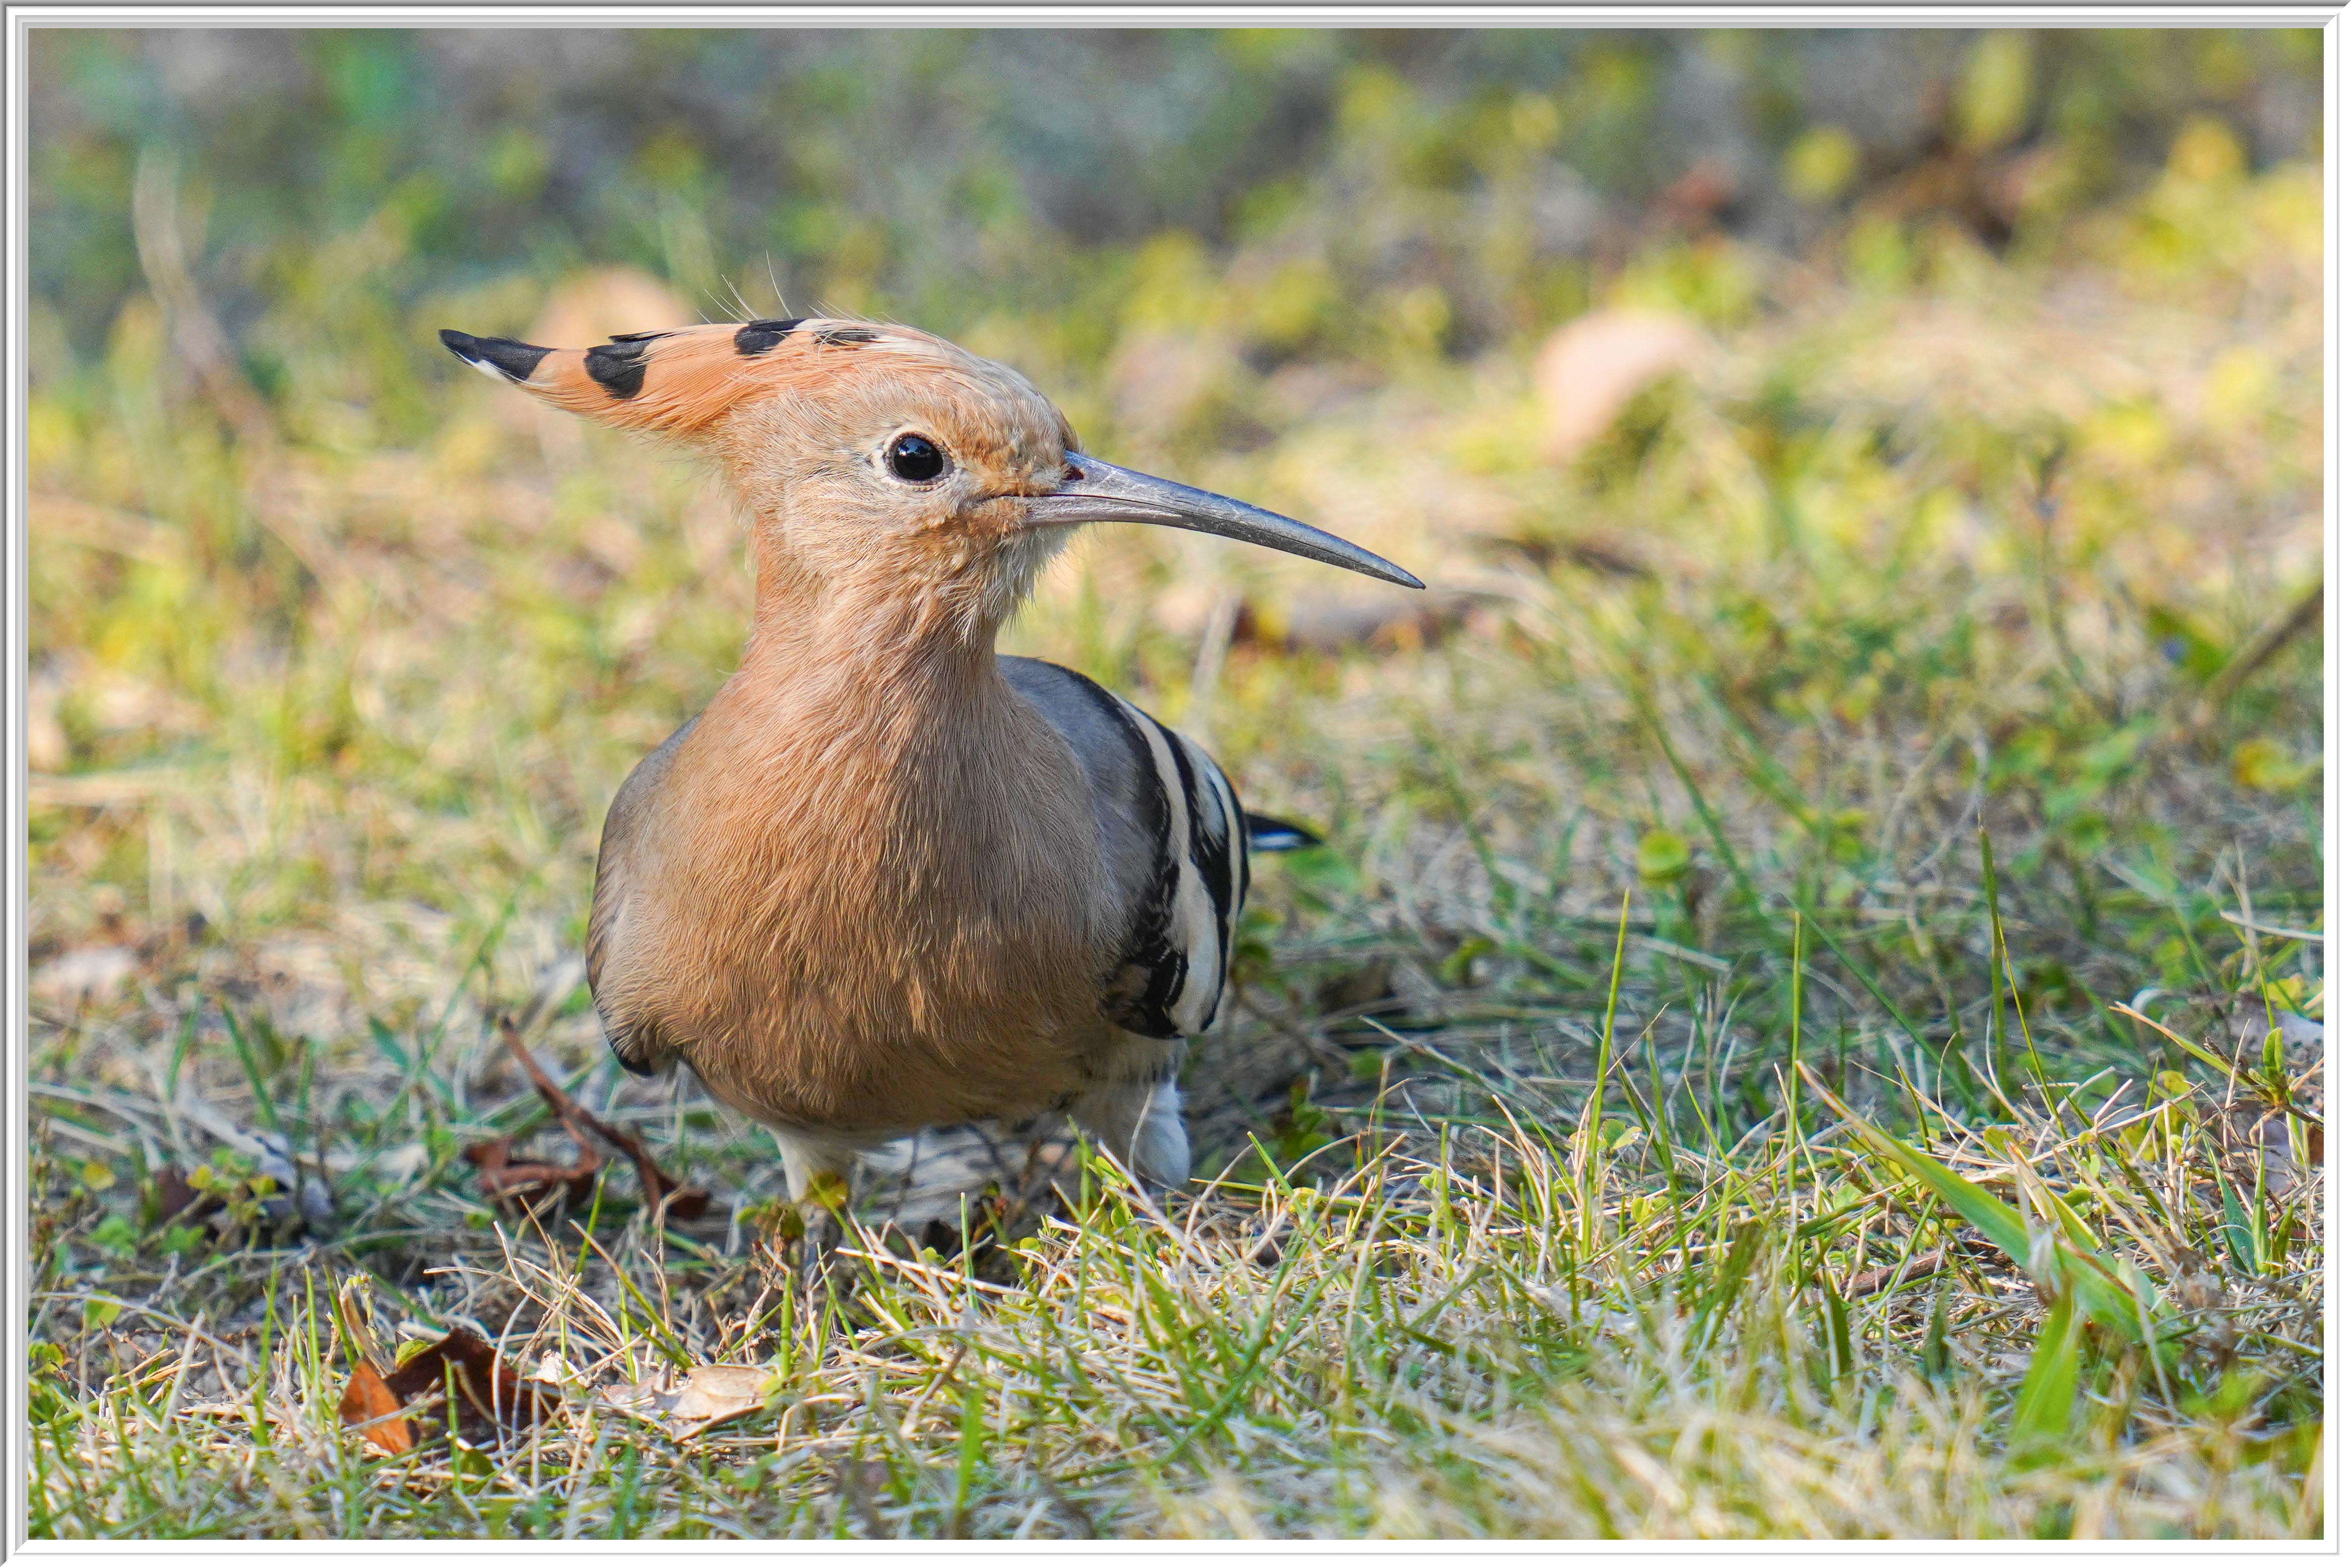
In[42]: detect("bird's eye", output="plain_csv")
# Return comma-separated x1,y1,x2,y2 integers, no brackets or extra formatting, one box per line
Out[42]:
887,433,946,483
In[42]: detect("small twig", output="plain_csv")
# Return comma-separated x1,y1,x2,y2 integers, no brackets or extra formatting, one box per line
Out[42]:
38,1292,249,1362
496,1016,710,1219
2214,908,2324,944
131,149,276,452
2024,442,2123,725
1187,584,1243,725
1847,1249,1947,1298
2196,579,2323,723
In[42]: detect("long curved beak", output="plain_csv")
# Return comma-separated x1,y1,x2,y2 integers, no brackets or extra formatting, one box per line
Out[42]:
1024,453,1424,590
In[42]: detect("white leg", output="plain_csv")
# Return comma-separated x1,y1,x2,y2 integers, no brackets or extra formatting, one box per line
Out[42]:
770,1129,859,1206
1071,1075,1191,1192
770,1129,866,1284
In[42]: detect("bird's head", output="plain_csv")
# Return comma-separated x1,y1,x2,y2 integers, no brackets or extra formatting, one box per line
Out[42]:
439,317,1419,639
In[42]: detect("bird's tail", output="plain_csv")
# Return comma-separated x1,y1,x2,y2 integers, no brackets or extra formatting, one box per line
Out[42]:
1243,812,1323,853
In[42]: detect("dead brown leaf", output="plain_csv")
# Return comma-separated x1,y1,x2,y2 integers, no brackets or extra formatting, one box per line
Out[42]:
333,1277,559,1453
601,1363,778,1438
463,1133,601,1213
151,1164,220,1227
362,1326,561,1450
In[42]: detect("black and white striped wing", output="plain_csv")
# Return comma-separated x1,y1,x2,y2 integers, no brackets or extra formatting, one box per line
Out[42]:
1001,658,1249,1039
1101,696,1249,1038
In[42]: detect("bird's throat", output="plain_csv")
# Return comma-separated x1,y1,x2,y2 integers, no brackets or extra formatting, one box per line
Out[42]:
700,575,1088,905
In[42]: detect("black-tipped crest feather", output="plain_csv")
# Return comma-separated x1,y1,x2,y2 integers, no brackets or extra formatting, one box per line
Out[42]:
584,339,651,399
438,329,552,381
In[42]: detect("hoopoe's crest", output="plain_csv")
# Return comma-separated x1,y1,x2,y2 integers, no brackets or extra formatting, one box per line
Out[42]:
441,316,1064,445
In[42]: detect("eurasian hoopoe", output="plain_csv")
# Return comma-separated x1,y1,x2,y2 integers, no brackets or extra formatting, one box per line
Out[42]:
438,315,1419,1223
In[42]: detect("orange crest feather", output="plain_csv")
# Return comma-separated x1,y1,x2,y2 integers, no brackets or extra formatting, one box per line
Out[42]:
439,318,896,437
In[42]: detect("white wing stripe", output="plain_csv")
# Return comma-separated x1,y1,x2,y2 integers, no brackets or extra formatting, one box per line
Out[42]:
1118,699,1225,1036
1177,731,1244,1005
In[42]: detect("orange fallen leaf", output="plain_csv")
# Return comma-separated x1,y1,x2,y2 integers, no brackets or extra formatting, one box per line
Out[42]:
337,1360,415,1455
333,1276,414,1456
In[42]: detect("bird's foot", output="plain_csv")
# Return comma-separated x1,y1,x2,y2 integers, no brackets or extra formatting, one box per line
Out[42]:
796,1208,844,1290
792,1170,853,1300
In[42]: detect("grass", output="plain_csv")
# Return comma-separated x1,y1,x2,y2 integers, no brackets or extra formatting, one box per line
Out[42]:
25,129,2323,1539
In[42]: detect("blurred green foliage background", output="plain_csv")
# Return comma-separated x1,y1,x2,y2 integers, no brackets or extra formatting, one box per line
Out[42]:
29,29,2322,397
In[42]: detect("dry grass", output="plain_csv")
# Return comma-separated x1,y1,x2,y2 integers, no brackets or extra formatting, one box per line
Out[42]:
26,143,2323,1539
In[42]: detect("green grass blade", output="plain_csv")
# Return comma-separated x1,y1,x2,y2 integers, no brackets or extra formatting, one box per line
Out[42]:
2007,1281,2083,1459
1804,1065,2157,1346
220,1007,289,1140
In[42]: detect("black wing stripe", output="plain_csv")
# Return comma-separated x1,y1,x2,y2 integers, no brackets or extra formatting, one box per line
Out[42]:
1157,721,1237,1025
1153,717,1221,1026
1059,674,1188,1038
1028,661,1255,1040
1125,706,1207,1031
